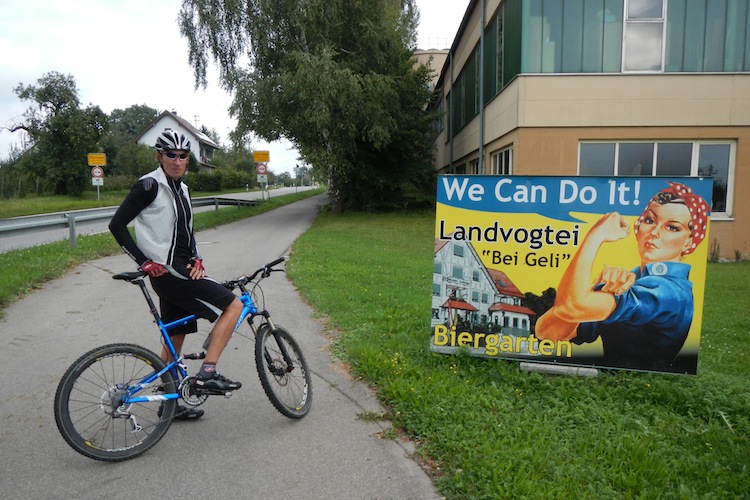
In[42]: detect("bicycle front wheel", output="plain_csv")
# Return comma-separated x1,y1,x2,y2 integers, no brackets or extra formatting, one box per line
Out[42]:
54,343,177,462
255,326,312,419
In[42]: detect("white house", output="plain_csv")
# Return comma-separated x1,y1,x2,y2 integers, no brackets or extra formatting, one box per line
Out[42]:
135,110,220,170
432,238,535,335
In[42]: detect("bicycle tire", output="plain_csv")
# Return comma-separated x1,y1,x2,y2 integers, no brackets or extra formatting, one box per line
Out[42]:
255,326,312,419
54,343,177,462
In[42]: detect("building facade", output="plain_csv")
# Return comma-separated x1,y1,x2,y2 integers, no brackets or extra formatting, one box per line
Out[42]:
430,0,749,260
135,110,220,170
433,239,535,338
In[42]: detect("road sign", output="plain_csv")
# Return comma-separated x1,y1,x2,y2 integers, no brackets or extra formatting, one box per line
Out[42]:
257,174,268,183
256,163,268,174
253,150,270,162
91,166,104,178
92,177,104,186
88,153,106,166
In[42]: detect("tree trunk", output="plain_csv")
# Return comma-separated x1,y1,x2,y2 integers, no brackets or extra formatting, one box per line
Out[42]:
327,163,343,214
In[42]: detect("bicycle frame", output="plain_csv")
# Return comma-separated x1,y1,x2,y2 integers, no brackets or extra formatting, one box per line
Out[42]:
121,275,269,406
55,256,311,462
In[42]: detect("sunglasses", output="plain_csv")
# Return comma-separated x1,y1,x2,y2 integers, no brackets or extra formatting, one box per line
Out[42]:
163,151,190,160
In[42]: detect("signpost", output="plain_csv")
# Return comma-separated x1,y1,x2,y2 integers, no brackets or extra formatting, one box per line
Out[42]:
88,154,106,200
256,161,269,199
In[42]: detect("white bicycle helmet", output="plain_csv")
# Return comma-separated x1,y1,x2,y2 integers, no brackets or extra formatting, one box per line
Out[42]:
155,129,191,152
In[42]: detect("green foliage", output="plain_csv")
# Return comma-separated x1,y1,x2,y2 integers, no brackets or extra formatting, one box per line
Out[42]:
107,142,157,178
287,212,750,499
186,168,256,191
104,104,160,176
179,0,435,212
12,71,109,195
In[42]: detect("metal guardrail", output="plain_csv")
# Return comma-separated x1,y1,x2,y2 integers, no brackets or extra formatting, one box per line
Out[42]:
0,197,258,248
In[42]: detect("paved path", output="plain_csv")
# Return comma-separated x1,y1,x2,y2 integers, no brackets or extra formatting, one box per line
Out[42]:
0,194,441,500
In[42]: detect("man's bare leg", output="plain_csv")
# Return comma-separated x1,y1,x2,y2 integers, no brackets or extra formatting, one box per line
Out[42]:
204,298,244,364
161,334,186,363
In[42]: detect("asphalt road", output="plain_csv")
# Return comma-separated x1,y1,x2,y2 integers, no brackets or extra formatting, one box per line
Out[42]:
0,185,316,253
0,194,440,500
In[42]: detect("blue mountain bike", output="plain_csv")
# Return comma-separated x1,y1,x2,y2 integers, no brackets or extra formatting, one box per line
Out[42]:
54,257,312,462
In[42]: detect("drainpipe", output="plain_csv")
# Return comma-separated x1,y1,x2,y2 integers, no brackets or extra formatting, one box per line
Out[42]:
449,50,454,174
479,0,485,174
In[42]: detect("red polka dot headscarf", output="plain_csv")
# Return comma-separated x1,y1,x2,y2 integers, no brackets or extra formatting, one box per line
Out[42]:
635,182,710,255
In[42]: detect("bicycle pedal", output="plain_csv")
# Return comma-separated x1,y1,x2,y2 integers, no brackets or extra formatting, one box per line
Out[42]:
223,392,233,399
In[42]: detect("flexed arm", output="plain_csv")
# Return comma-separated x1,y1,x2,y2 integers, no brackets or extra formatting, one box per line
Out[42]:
536,213,631,341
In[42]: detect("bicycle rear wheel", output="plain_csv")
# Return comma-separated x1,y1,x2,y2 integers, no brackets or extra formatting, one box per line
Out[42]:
255,326,312,419
54,343,177,462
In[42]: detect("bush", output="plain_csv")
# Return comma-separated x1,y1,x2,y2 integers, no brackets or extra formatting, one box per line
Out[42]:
185,169,256,192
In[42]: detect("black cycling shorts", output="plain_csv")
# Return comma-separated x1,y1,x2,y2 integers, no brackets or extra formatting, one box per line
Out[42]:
150,270,237,337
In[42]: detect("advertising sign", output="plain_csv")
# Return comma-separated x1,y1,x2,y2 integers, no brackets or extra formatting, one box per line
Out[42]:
432,176,712,374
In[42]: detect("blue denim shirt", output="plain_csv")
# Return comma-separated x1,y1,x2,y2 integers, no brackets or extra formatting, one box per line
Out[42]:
574,262,694,371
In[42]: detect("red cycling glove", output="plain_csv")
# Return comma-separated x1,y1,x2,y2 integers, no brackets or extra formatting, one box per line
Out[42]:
140,260,167,277
191,258,205,273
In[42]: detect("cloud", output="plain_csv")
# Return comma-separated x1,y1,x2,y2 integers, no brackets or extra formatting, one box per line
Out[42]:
1,0,466,173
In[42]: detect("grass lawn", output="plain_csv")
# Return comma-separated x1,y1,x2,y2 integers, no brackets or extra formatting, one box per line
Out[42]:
286,211,750,499
2,197,747,498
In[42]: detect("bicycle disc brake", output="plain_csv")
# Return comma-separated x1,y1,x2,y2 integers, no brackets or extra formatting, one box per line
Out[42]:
180,377,208,407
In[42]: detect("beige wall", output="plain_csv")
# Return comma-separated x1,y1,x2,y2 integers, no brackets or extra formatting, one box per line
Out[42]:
434,73,750,260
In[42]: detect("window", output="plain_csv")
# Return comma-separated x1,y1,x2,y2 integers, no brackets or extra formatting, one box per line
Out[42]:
698,144,732,213
623,0,665,72
491,147,513,175
496,9,505,90
524,0,623,74
580,143,616,176
618,143,654,176
665,0,750,72
472,291,479,302
469,159,480,174
452,265,464,280
472,269,480,282
453,244,464,257
432,283,441,296
434,261,442,274
579,141,735,215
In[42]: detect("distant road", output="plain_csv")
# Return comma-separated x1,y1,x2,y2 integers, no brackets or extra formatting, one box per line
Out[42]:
0,186,316,253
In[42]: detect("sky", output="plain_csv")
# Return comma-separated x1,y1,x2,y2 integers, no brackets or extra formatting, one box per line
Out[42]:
0,0,468,174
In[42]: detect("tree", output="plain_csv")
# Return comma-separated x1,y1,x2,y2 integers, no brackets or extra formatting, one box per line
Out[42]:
105,104,159,176
109,104,159,140
11,72,108,195
199,124,223,147
179,0,435,212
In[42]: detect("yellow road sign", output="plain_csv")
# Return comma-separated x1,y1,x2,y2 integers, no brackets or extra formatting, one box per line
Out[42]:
253,150,270,162
88,153,107,166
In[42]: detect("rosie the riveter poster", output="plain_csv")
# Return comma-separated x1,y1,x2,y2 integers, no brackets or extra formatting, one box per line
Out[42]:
431,176,712,375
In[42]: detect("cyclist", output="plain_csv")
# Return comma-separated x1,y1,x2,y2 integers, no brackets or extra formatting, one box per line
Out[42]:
109,129,243,420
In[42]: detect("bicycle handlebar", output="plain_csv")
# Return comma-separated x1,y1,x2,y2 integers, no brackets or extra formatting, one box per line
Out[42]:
223,256,286,290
